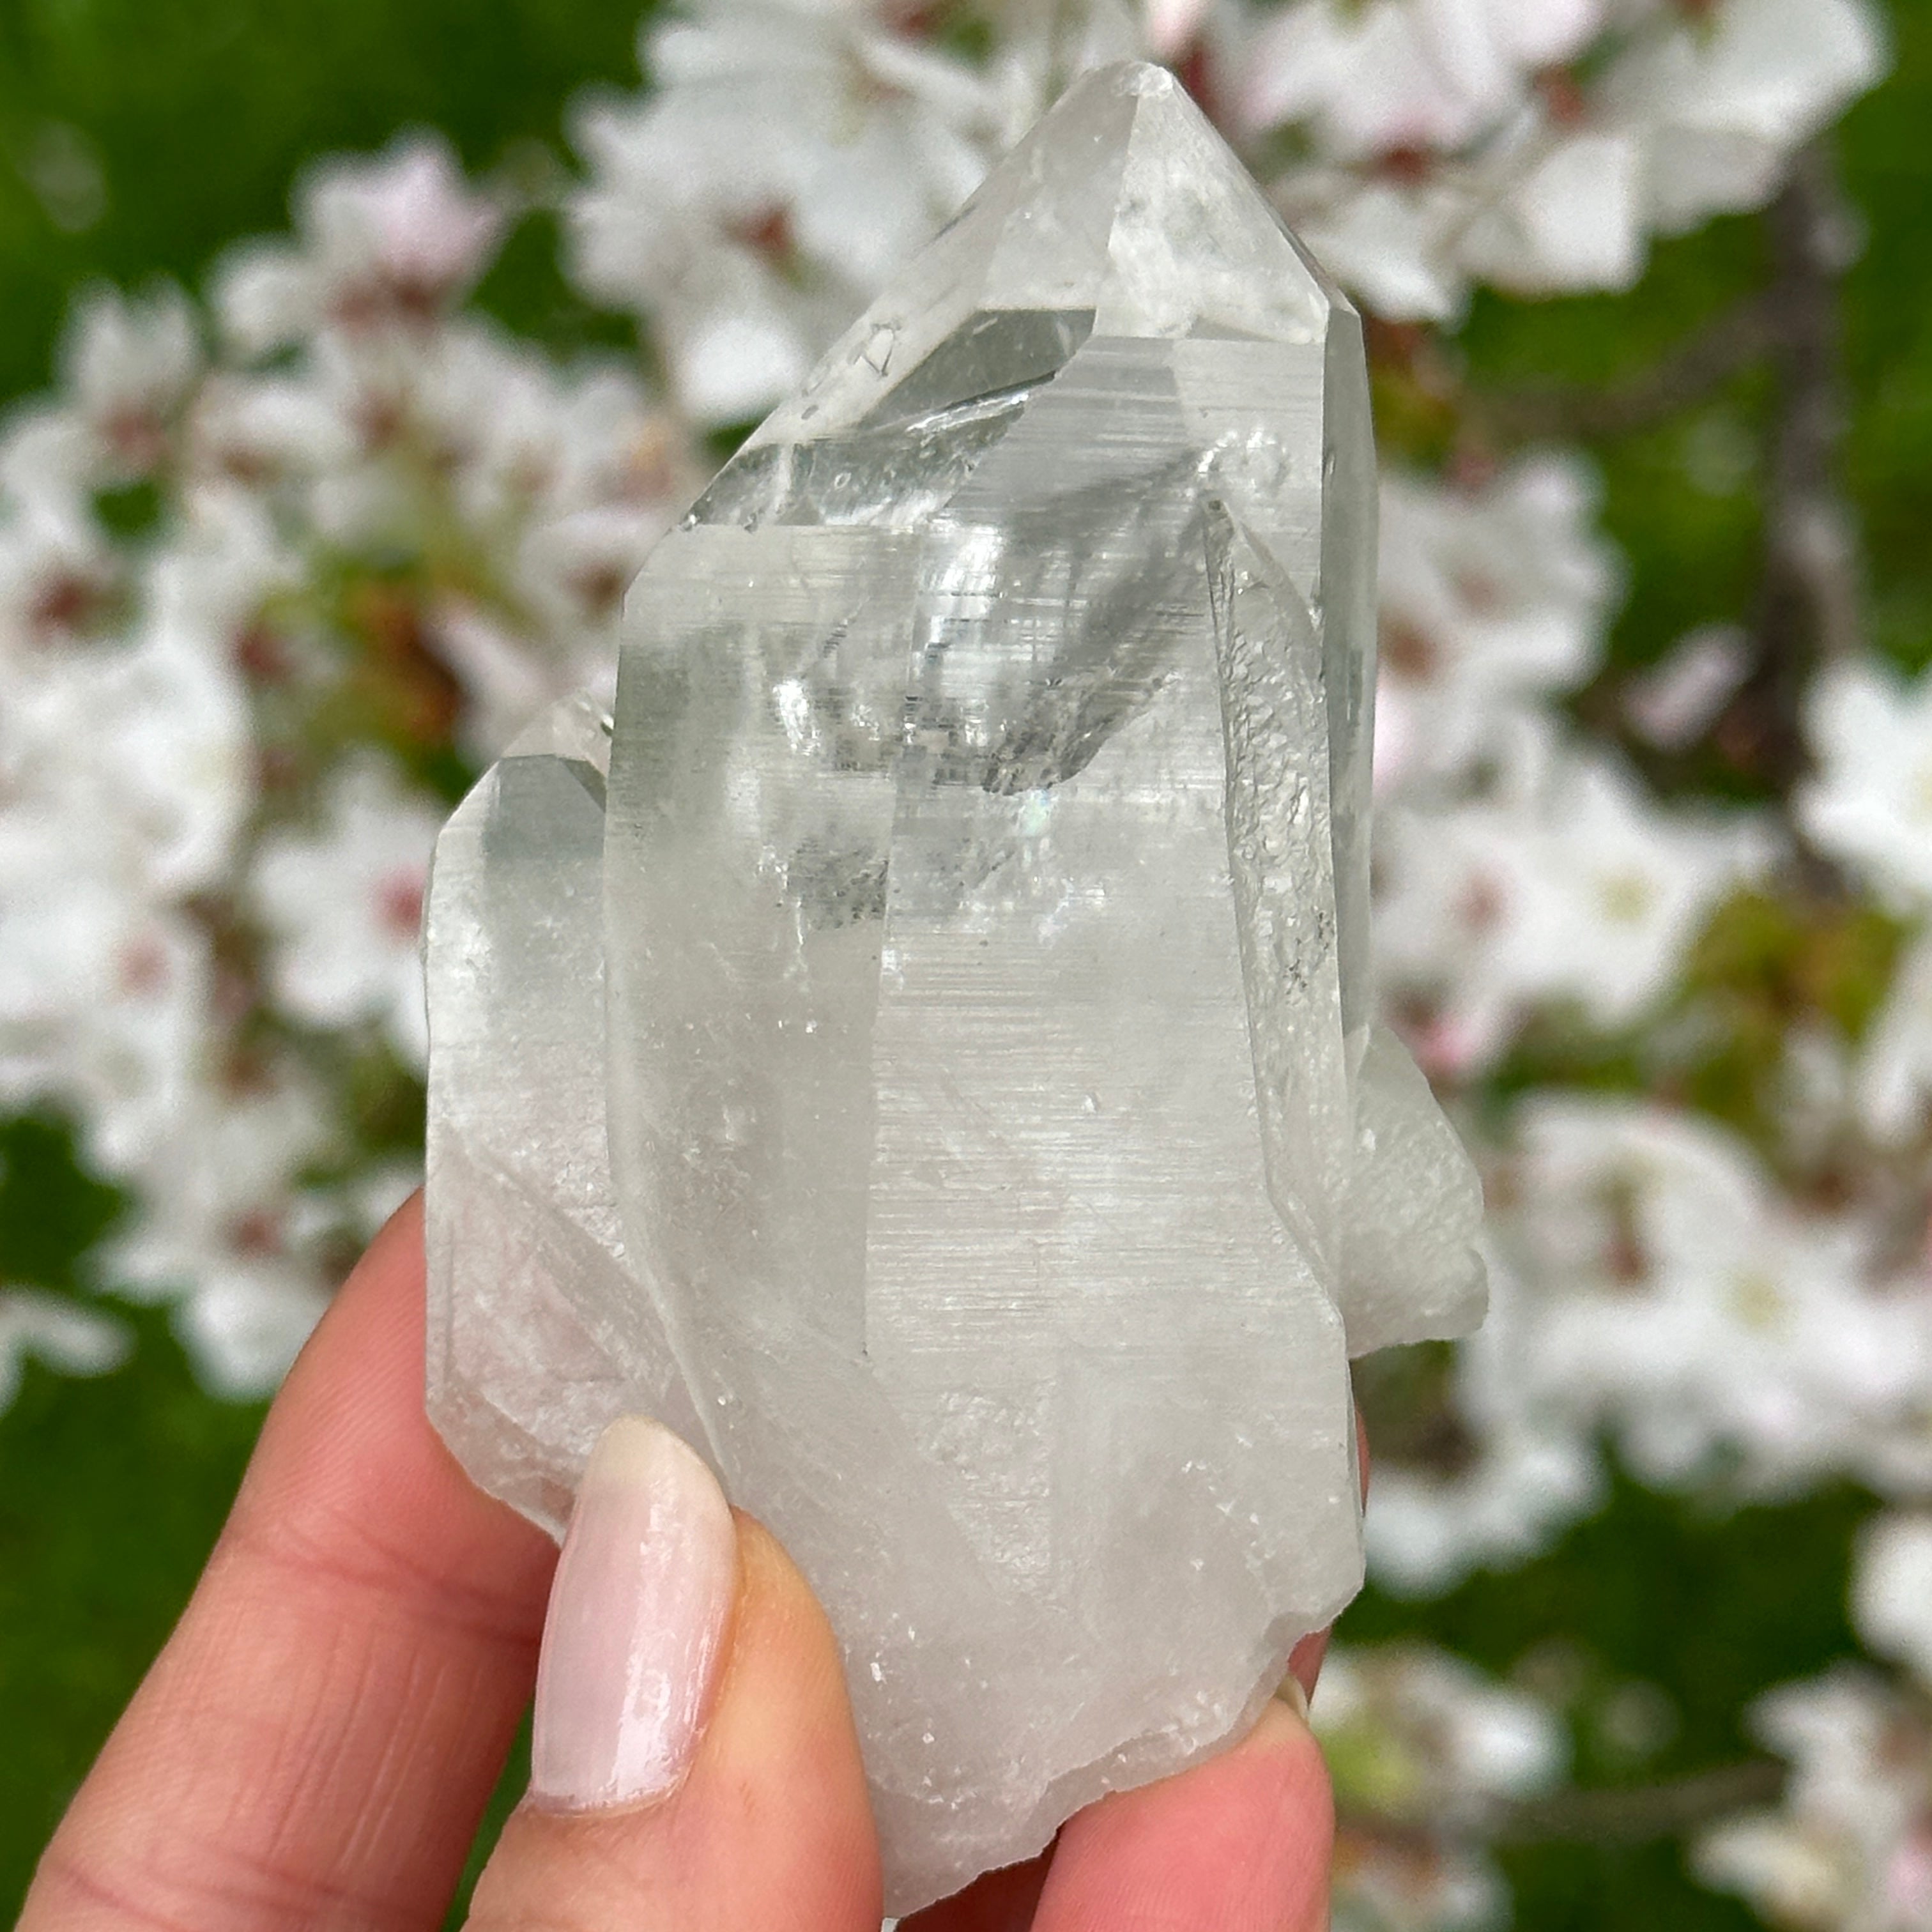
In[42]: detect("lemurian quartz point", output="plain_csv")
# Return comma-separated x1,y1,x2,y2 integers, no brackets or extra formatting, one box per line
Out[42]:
425,60,1485,1912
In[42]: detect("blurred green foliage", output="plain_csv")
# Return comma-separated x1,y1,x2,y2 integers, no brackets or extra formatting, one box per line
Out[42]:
0,0,654,414
2,1,1930,1924
0,1117,266,1907
1346,1466,1876,1932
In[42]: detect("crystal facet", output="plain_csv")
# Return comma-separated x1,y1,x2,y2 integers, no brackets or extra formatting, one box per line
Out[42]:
426,62,1485,1912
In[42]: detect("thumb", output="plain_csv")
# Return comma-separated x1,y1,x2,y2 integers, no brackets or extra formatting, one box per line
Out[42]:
464,1417,882,1932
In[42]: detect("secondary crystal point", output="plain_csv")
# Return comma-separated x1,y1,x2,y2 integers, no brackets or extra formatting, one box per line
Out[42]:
427,61,1484,1912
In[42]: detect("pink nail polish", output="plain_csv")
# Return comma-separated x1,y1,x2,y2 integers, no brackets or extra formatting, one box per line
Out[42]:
530,1416,738,1809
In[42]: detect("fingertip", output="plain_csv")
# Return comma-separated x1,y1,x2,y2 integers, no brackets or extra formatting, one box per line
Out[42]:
1243,1692,1328,1774
1035,1698,1332,1932
687,1510,881,1912
530,1419,739,1812
468,1492,880,1932
1285,1628,1330,1706
19,1186,560,1932
226,1186,554,1593
724,1512,861,1737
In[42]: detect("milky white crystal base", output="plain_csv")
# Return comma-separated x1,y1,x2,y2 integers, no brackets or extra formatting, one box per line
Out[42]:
427,64,1484,1913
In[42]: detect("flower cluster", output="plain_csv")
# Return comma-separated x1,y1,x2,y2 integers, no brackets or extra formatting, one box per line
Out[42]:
1698,1667,1932,1930
1372,454,1772,1076
1673,696,1932,1926
1317,1643,1568,1931
0,1,1917,1926
0,138,693,1391
568,0,1888,431
1229,0,1885,321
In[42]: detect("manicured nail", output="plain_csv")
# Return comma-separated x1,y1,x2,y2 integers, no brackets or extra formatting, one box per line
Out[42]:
1276,1673,1311,1723
531,1416,738,1809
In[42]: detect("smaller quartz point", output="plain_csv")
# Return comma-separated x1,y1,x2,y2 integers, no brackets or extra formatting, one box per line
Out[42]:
425,696,700,1536
426,65,1484,1912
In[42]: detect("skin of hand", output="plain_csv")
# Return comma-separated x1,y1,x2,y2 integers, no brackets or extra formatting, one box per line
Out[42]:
19,1196,1337,1932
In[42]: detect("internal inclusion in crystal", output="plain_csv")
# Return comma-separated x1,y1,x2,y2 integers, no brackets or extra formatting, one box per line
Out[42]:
426,61,1485,1916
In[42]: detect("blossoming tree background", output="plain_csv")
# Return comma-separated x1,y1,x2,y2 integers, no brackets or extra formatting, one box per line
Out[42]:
3,1,1929,1924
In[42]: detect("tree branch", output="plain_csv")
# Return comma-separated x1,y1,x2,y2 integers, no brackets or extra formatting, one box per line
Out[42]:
1489,1757,1789,1846
1717,139,1864,795
1338,1756,1790,1853
1479,294,1781,443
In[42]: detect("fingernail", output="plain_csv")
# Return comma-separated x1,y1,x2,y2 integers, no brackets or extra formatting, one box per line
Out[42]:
1275,1674,1310,1723
531,1416,738,1809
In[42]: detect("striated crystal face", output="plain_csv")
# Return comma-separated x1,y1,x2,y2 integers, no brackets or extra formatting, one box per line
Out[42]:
426,62,1485,1913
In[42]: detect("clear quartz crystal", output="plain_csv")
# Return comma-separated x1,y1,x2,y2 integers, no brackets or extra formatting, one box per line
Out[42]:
426,62,1484,1912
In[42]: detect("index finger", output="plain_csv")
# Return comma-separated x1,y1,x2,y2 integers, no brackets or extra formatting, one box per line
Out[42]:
21,1195,558,1932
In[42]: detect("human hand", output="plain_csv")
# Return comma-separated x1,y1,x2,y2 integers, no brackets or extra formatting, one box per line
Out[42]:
20,1198,1335,1932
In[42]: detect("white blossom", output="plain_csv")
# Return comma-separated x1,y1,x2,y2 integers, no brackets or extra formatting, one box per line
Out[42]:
1375,454,1618,792
0,535,253,1172
109,1070,337,1396
1247,0,1886,319
1236,0,1606,164
569,0,1000,422
0,861,214,1179
1698,1671,1932,1932
186,367,359,499
1319,1642,1567,1819
1855,1514,1932,1692
1800,657,1932,912
61,282,204,477
249,756,443,1067
1277,171,1471,321
173,1263,333,1399
1367,1419,1602,1597
1604,0,1889,237
266,319,689,753
1367,1239,1604,1592
1457,118,1648,296
194,303,686,758
1321,1643,1567,1932
1858,932,1932,1146
217,136,505,357
3,607,254,900
1496,1098,1932,1491
0,1289,129,1413
1377,739,1764,1070
0,493,118,668
0,404,100,506
1143,0,1217,60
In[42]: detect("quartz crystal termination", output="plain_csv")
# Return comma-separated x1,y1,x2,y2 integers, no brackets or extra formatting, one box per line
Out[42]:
426,61,1485,1913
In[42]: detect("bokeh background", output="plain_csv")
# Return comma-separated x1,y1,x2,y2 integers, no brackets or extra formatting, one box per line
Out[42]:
3,2,1930,1927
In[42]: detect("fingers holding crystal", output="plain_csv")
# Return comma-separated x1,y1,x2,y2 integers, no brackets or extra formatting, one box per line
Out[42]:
19,1198,559,1932
466,1426,881,1932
